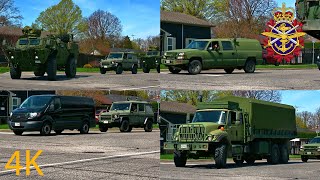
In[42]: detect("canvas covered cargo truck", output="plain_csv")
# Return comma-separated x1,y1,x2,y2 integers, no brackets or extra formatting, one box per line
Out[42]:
164,96,297,168
161,38,263,75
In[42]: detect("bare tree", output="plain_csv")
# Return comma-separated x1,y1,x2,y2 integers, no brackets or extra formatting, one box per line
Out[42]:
231,90,281,103
0,0,22,27
313,107,320,128
298,111,313,128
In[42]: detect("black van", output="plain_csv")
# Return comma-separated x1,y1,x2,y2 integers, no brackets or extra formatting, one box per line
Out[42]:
8,95,95,136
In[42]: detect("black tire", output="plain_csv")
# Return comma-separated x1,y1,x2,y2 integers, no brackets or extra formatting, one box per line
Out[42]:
233,158,244,166
174,150,187,167
120,120,130,132
188,60,202,75
224,68,234,74
40,122,52,136
100,67,107,74
54,130,63,135
10,64,21,79
47,56,57,81
127,126,132,132
244,156,255,165
131,64,138,74
144,120,153,132
215,144,227,169
99,125,108,132
13,130,23,136
279,144,289,164
267,144,280,164
34,69,45,77
79,121,90,134
143,65,150,73
244,60,256,73
116,64,123,74
168,67,181,74
301,155,308,162
156,65,160,73
65,57,76,78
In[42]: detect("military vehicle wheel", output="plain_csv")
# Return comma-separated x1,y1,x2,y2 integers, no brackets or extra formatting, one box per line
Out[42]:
169,67,181,74
54,130,63,135
143,66,150,73
215,144,227,169
224,68,234,74
100,68,107,74
132,64,138,74
301,155,308,162
13,130,23,136
144,120,153,132
34,71,45,77
10,64,21,79
47,56,57,81
233,158,244,166
279,144,289,164
188,60,202,75
267,144,280,164
174,150,187,167
127,126,132,132
120,120,130,132
156,65,160,73
40,122,52,136
244,156,255,165
244,60,256,73
79,121,89,134
116,65,123,74
99,125,108,132
65,57,76,78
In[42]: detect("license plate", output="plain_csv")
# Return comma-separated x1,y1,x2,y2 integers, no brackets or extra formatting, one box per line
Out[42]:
104,66,108,68
165,60,171,64
180,144,188,149
14,123,20,126
35,60,41,63
104,121,109,124
307,152,312,155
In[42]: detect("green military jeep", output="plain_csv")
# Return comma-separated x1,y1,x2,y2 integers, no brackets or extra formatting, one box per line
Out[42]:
99,100,155,132
140,51,161,73
161,38,262,75
300,136,320,162
100,52,139,74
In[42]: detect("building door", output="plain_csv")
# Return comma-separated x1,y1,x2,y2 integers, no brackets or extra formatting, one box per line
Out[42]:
167,37,176,51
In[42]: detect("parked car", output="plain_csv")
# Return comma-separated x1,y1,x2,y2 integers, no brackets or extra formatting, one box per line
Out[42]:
8,95,95,136
95,109,108,124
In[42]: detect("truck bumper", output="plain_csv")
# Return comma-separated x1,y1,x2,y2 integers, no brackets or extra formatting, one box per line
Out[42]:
161,59,188,66
99,119,120,128
300,150,320,157
8,120,43,131
163,142,209,151
100,63,117,70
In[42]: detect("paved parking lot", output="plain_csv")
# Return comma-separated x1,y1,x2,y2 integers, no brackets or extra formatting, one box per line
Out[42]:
0,130,160,179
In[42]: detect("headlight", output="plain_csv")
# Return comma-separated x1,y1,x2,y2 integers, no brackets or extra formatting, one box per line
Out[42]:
178,52,185,56
35,56,39,59
164,52,167,56
11,56,14,59
114,114,118,119
207,135,214,141
10,112,12,117
28,112,38,119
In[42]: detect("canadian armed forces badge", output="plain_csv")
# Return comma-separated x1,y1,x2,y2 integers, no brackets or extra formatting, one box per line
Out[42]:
262,3,306,63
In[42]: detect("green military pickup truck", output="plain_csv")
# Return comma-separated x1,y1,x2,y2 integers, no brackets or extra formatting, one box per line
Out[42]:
161,38,263,74
300,136,320,162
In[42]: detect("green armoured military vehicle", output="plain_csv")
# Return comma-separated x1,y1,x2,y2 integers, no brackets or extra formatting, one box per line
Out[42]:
300,136,320,162
296,0,320,39
164,96,296,168
99,52,139,74
161,38,263,75
99,100,155,132
141,51,161,73
3,26,79,81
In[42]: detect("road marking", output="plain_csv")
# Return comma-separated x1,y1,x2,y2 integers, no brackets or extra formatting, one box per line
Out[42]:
120,86,160,90
0,150,160,175
199,74,223,77
0,132,13,135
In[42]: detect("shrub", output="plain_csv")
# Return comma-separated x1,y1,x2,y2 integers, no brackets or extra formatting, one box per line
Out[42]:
83,64,93,68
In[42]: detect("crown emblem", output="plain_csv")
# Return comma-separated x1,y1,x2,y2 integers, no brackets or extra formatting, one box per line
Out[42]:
272,3,295,22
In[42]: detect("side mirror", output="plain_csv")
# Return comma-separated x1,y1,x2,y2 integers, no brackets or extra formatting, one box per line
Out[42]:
2,39,6,46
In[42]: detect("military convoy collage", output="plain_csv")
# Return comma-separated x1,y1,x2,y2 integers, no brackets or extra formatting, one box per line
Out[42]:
0,0,320,179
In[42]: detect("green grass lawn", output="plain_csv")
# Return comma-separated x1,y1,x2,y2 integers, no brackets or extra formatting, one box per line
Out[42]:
0,67,9,73
0,124,9,129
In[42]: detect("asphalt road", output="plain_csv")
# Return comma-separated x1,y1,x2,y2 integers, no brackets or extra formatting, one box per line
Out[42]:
160,159,320,180
0,129,160,179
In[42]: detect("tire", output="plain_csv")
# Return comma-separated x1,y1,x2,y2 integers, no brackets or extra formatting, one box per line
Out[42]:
244,156,255,165
279,144,289,164
34,71,45,77
47,56,57,81
116,64,123,74
188,60,202,75
156,65,160,73
168,67,181,74
131,64,138,74
214,144,227,169
244,60,256,73
174,150,187,167
54,130,63,135
120,120,130,132
99,125,108,132
65,57,76,78
224,68,234,74
267,144,280,164
40,122,52,136
301,155,308,162
233,158,244,166
79,121,89,134
143,66,150,73
13,130,23,136
144,120,153,132
10,63,21,79
100,67,107,74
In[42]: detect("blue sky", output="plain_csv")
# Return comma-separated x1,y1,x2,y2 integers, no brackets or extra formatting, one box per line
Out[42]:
278,0,295,9
281,90,320,113
14,0,160,39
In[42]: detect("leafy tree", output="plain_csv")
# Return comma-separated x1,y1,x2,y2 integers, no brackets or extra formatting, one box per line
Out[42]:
161,90,217,106
0,0,22,26
35,0,85,35
122,35,133,49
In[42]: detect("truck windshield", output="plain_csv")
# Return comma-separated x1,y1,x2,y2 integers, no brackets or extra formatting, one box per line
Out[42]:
29,39,40,45
186,41,209,50
108,53,123,59
310,137,320,144
192,110,226,124
147,51,158,56
19,39,29,45
20,96,52,109
110,103,130,111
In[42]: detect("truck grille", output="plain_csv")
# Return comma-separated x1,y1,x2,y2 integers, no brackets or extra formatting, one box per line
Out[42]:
100,115,111,121
179,125,206,142
11,113,28,122
304,146,317,150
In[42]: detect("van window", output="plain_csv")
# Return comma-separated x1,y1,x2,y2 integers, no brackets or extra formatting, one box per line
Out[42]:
131,103,138,112
221,41,233,50
54,98,61,110
229,111,237,125
138,104,145,112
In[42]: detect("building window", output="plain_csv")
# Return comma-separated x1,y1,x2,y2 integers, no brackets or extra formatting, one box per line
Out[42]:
12,97,21,110
185,38,196,48
167,37,176,51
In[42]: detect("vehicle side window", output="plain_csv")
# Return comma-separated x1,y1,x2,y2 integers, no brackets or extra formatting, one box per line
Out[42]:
146,105,153,113
228,111,237,125
127,54,132,59
221,41,233,51
209,41,220,50
131,103,137,112
54,98,61,110
138,104,145,112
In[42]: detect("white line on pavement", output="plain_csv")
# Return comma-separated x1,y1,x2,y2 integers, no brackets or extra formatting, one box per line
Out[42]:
121,86,160,90
0,150,160,175
0,132,13,135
